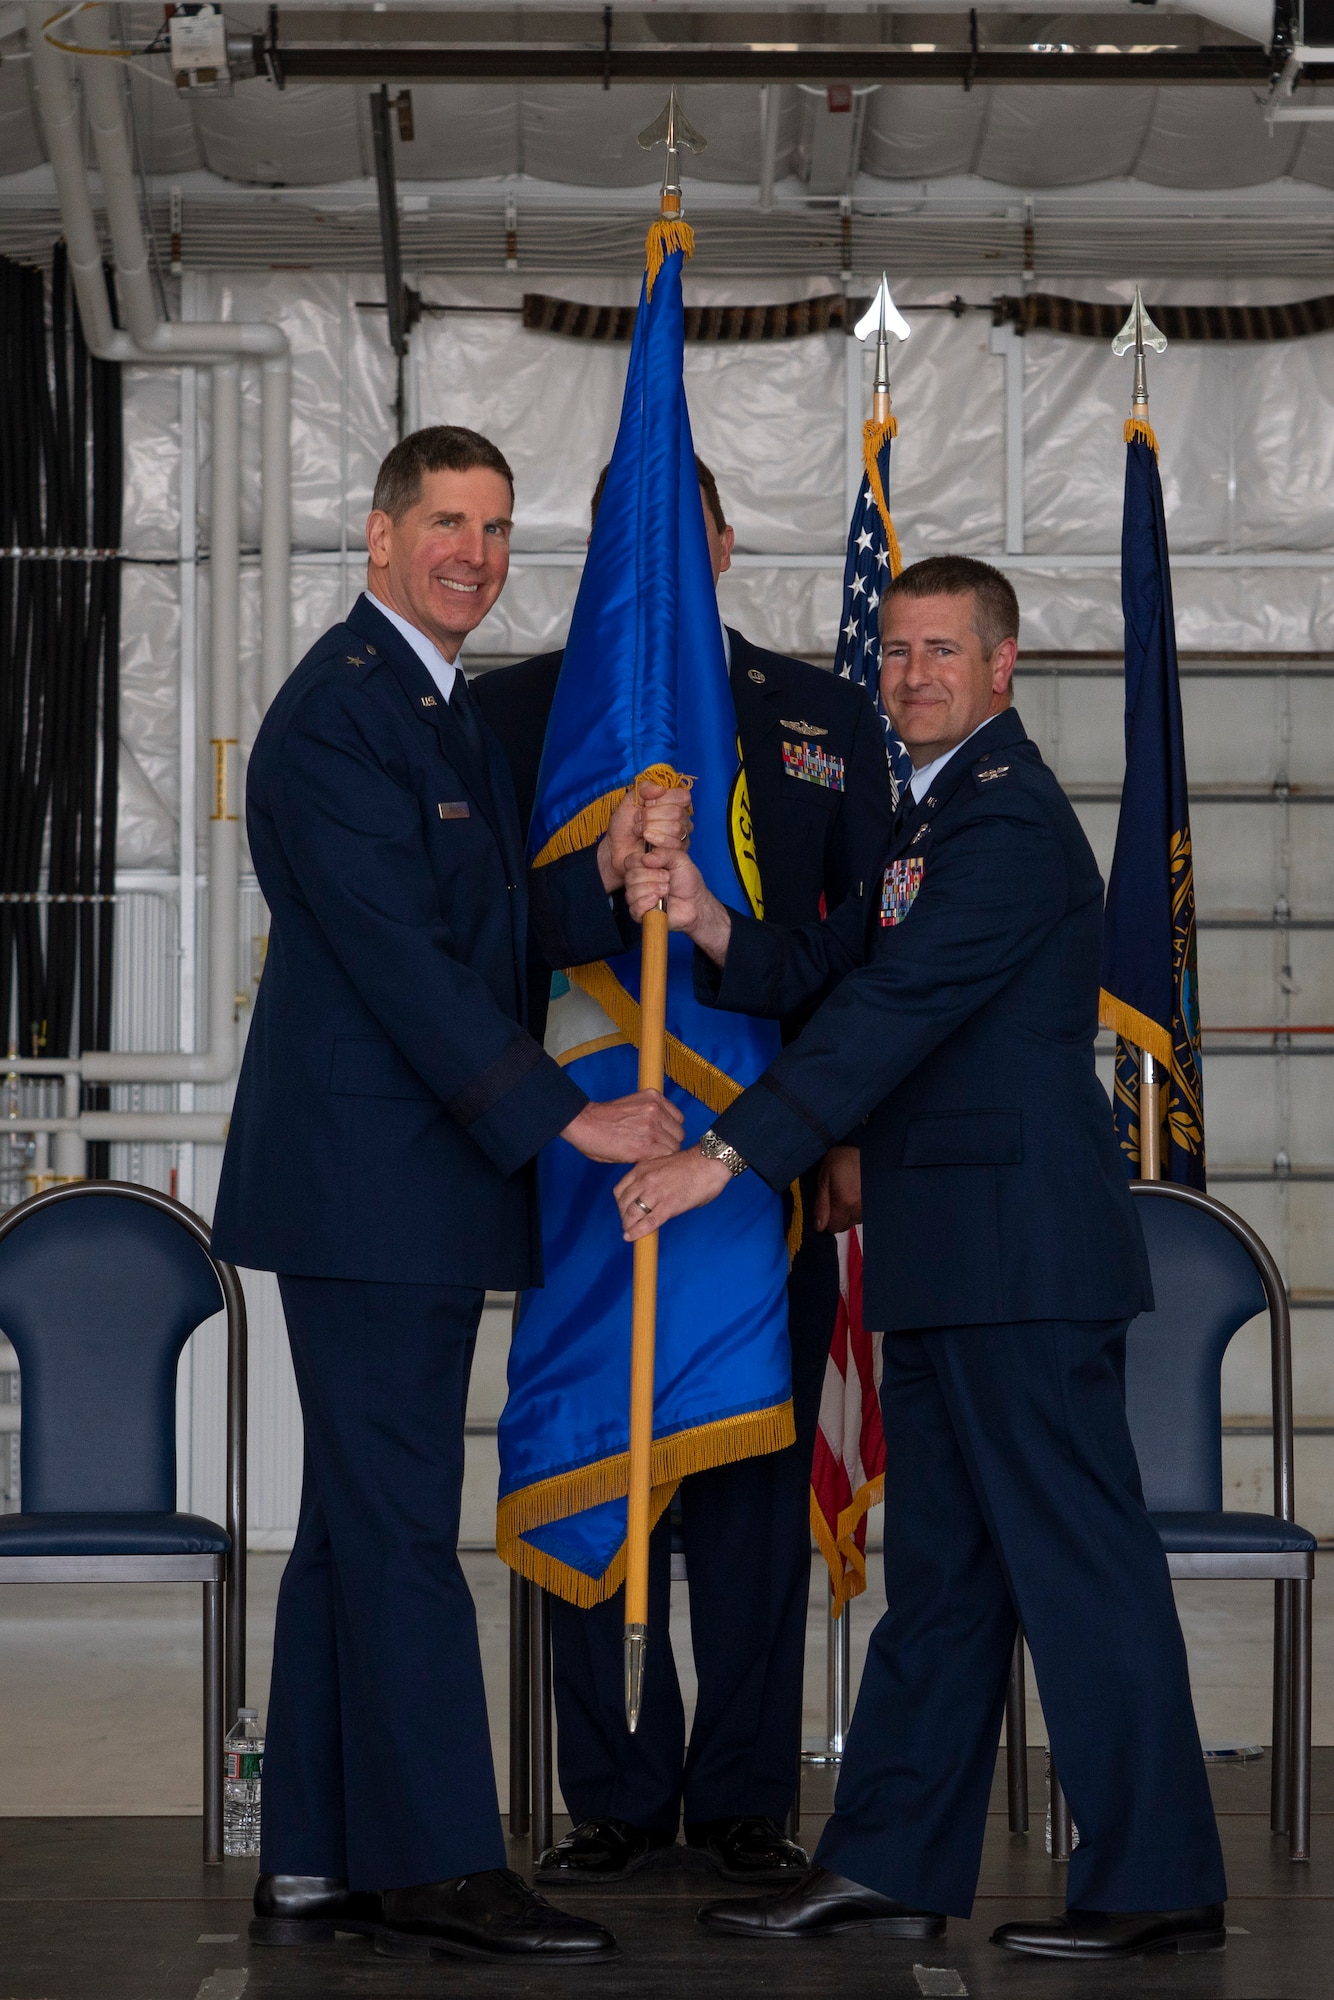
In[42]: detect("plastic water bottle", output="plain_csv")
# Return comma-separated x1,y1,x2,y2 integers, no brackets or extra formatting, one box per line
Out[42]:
223,1709,264,1857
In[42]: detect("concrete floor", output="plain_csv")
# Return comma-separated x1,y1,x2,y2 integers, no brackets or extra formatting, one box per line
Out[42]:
3,1755,1331,2000
1,1552,1330,1815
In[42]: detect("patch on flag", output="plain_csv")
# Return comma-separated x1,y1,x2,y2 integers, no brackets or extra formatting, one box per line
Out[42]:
880,856,923,927
782,739,845,791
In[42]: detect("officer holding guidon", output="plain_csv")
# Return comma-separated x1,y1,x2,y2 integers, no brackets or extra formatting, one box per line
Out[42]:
615,554,1228,1963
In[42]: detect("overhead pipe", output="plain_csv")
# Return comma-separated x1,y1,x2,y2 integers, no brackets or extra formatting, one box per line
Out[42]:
5,1113,230,1142
24,5,291,1095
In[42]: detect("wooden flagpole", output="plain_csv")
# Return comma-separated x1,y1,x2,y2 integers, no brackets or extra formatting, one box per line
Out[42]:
1139,1050,1161,1180
623,86,707,1733
625,899,669,1730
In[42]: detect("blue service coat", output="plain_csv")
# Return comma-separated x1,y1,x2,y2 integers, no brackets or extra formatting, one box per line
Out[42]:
704,706,1154,1333
211,595,587,1288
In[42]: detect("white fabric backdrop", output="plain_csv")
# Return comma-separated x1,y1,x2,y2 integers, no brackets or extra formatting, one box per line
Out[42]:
115,268,1334,866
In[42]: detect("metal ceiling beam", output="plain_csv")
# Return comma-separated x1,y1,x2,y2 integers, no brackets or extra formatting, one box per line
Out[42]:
273,43,1287,82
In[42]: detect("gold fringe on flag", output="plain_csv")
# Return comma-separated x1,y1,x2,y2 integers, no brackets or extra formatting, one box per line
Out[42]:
498,1399,797,1605
645,218,696,300
1098,988,1173,1072
1124,416,1160,457
862,415,903,579
530,766,690,870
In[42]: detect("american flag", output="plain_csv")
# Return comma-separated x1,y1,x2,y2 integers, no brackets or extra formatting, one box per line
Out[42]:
812,417,911,1609
810,1228,885,1614
834,424,914,806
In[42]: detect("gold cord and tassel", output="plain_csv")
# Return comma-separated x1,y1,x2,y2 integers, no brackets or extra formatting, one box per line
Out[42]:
1124,415,1160,457
862,415,903,578
498,1399,797,1606
645,218,696,299
530,765,690,870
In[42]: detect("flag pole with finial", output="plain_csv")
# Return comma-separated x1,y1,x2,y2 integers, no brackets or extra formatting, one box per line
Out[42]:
852,273,911,577
1110,283,1168,1174
1113,283,1167,460
622,87,706,1735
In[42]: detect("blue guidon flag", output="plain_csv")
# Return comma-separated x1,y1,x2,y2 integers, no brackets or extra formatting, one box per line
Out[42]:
833,406,914,805
495,222,795,1607
1099,415,1206,1186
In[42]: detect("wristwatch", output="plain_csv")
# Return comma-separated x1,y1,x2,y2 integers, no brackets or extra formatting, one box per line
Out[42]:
699,1128,749,1177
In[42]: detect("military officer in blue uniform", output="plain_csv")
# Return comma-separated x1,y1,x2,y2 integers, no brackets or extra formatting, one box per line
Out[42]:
211,426,685,1966
614,555,1227,1962
474,458,894,1889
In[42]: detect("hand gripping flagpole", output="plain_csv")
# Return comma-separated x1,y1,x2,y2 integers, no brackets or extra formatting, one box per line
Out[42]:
1112,284,1168,1178
624,90,706,1735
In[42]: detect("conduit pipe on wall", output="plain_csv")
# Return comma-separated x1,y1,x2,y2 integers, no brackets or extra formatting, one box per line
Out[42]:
22,4,291,1103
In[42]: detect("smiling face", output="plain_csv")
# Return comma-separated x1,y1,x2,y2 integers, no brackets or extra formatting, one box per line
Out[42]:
879,589,1017,767
365,466,514,661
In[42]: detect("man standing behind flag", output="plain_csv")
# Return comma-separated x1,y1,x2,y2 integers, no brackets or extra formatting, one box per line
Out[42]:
479,454,891,1887
617,555,1227,1960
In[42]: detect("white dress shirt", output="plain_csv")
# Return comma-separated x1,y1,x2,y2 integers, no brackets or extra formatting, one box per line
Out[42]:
361,590,458,702
908,711,1006,805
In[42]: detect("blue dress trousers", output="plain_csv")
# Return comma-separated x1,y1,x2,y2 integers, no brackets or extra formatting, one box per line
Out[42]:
212,595,590,1888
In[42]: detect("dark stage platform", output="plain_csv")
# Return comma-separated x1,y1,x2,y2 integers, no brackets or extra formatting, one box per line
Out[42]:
2,1751,1329,2000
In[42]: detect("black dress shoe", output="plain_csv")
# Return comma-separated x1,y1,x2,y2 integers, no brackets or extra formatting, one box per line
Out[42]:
536,1816,677,1885
249,1873,383,1945
375,1868,617,1961
685,1816,810,1884
991,1905,1226,1959
698,1864,945,1940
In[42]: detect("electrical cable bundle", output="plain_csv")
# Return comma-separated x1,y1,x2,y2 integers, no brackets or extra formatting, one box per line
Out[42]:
0,246,122,1173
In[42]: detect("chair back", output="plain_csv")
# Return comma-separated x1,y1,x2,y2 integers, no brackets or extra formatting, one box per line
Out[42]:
1125,1183,1281,1514
0,1183,225,1513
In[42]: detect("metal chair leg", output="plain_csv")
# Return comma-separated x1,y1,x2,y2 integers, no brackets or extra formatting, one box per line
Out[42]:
1291,1573,1312,1862
1049,1761,1072,1862
509,1568,532,1837
530,1582,554,1862
1272,1578,1294,1835
203,1579,224,1866
1006,1635,1029,1833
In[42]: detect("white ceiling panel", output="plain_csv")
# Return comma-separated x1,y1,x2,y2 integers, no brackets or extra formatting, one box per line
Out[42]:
1135,88,1304,187
862,86,990,179
518,82,763,184
387,85,523,179
974,84,1156,184
1285,120,1334,190
191,79,368,184
125,66,205,175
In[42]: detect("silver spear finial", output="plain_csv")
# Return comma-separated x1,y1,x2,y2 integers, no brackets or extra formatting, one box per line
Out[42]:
638,88,707,221
854,273,910,423
1112,285,1167,421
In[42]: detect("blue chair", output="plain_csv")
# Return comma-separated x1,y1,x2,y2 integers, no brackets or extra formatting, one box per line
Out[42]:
0,1182,247,1863
1009,1181,1315,1863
